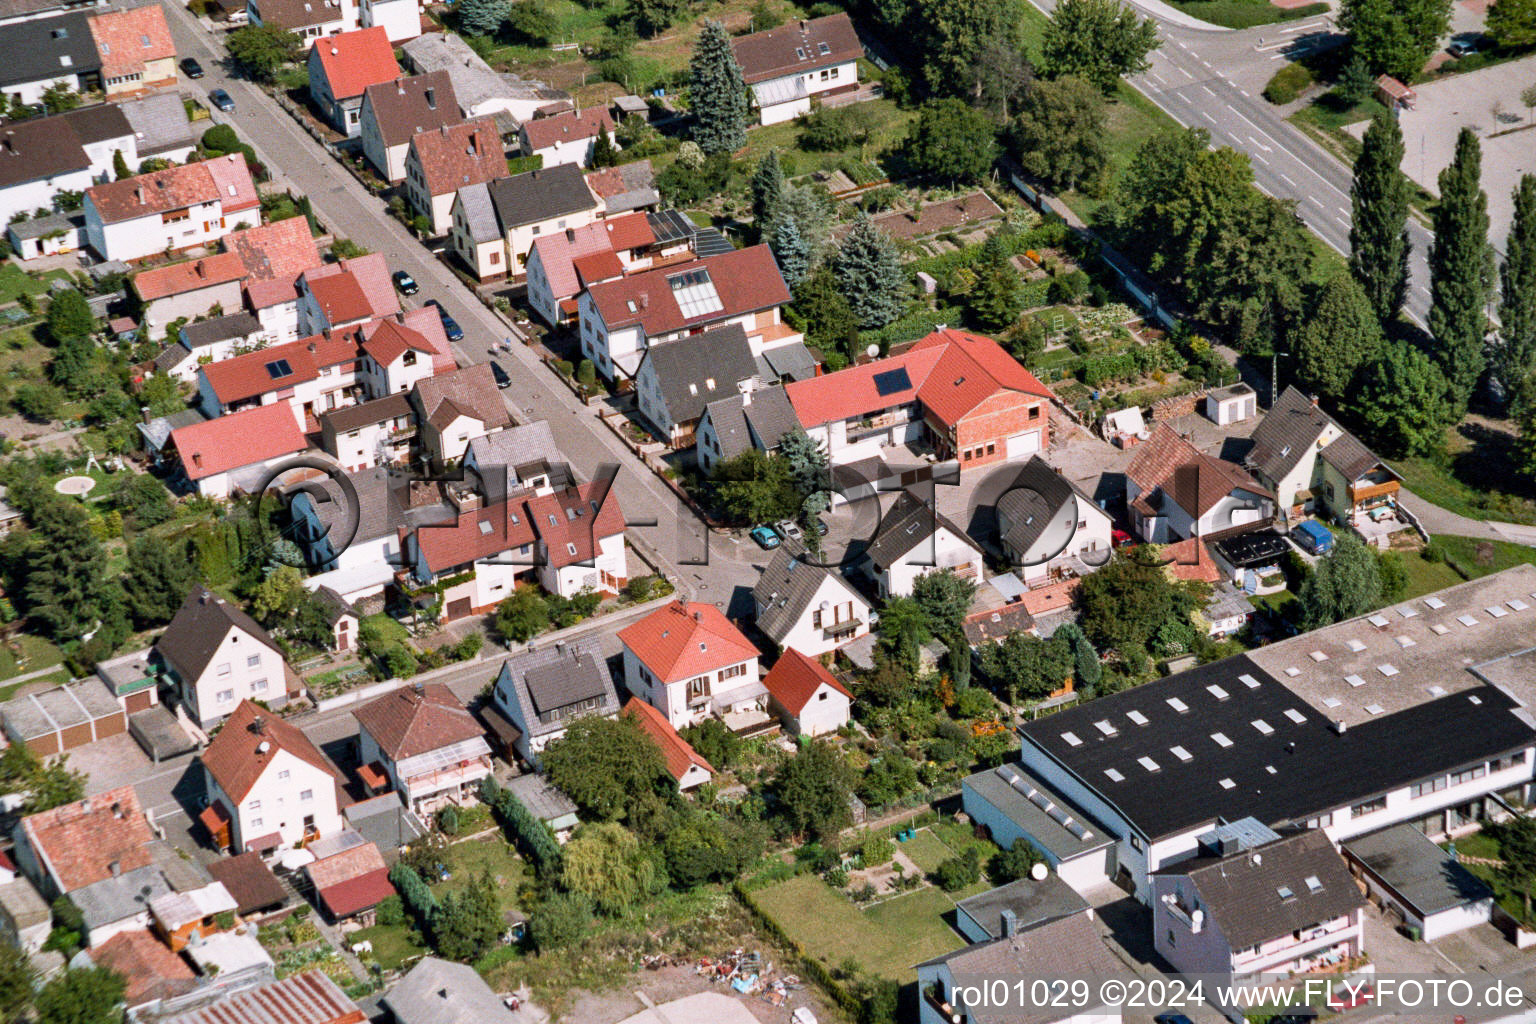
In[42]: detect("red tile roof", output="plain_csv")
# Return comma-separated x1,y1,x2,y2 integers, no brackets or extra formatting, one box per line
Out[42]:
408,117,504,197
521,107,615,153
585,245,789,338
573,249,623,286
359,317,434,366
729,12,862,85
617,600,758,684
199,331,353,404
300,252,397,322
88,155,258,223
399,306,457,372
19,784,154,893
312,27,398,101
88,930,197,1006
414,497,538,574
316,866,393,919
353,683,483,760
1126,422,1271,520
306,271,376,325
414,481,624,575
786,328,1050,429
171,402,307,480
307,840,386,892
362,72,460,147
528,214,653,304
762,648,851,716
223,216,323,282
623,698,713,782
524,480,625,569
132,251,246,301
162,972,366,1024
605,210,654,250
88,4,175,81
1164,536,1221,583
201,700,341,804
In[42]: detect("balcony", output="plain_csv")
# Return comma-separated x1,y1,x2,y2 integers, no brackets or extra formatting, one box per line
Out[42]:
1234,920,1360,975
822,617,864,641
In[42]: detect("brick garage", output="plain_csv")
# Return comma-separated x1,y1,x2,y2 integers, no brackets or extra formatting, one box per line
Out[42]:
2,679,126,756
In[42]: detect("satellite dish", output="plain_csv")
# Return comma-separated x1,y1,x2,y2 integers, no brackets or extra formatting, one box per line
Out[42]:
820,599,830,611
1029,861,1049,881
866,344,879,359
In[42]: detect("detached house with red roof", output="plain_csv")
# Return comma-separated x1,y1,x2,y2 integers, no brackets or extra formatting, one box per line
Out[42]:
619,600,765,732
524,211,673,327
762,648,853,737
87,3,176,98
578,244,798,380
1125,422,1274,544
307,27,399,136
404,118,505,235
624,698,713,791
225,215,326,343
199,699,344,854
785,327,1054,472
354,683,491,813
169,401,309,498
518,106,616,169
730,12,861,125
359,71,459,182
12,785,156,901
82,154,259,261
296,251,399,333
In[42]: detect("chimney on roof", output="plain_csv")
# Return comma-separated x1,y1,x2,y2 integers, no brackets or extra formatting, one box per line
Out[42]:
109,860,121,878
135,186,144,205
413,681,425,698
396,77,405,94
440,124,449,137
196,261,206,280
564,227,574,242
693,609,702,621
111,801,123,819
191,452,201,467
251,714,265,734
800,18,807,29
1310,394,1320,407
1000,908,1018,937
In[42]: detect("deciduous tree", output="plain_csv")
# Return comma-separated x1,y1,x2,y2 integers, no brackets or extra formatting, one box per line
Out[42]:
225,24,303,82
431,871,501,960
789,265,858,359
688,20,747,155
0,942,35,1023
1350,113,1412,325
1489,0,1536,49
1429,127,1495,413
912,0,1027,99
1353,339,1457,457
1492,813,1536,919
561,822,660,914
1340,0,1452,80
45,289,95,344
1075,545,1199,659
1039,0,1159,93
543,715,670,822
33,967,124,1024
774,740,856,840
1292,274,1383,400
1012,75,1109,193
504,0,555,44
979,631,1072,706
904,99,997,185
1298,534,1385,629
832,214,906,328
493,585,548,643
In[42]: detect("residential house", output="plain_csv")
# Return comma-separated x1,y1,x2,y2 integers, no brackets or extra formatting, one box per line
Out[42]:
916,909,1125,1024
730,12,861,125
624,698,713,791
307,27,399,136
246,0,355,46
584,159,659,216
401,32,568,121
761,648,853,737
384,957,517,1024
403,478,627,613
355,0,418,43
86,929,199,1008
295,252,400,333
634,324,761,447
11,785,155,901
1152,828,1365,1021
579,244,795,380
1126,423,1274,544
995,455,1113,584
155,585,301,728
1246,386,1403,530
200,699,344,854
752,547,871,656
86,3,176,97
523,210,657,326
353,683,492,813
313,586,360,652
317,391,415,471
695,384,798,474
404,118,504,235
862,489,984,598
409,362,513,464
786,327,1053,472
224,215,327,344
450,164,602,280
953,871,1091,946
131,252,247,336
169,402,309,499
619,600,764,731
304,831,393,923
518,106,616,168
358,71,459,182
162,312,264,382
491,636,619,765
0,12,100,108
461,419,563,491
49,837,221,949
119,90,200,165
82,155,259,261
0,0,110,28
0,118,95,228
0,868,51,954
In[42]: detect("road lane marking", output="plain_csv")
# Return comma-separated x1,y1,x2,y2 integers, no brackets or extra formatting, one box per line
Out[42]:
1253,151,1270,165
1280,173,1297,187
1202,85,1216,97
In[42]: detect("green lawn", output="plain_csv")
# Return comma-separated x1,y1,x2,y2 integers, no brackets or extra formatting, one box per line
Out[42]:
430,835,529,921
0,266,70,305
1396,452,1536,526
1167,0,1327,28
752,873,964,981
1399,550,1464,600
898,829,954,874
350,921,427,971
1435,536,1536,577
738,97,918,178
0,634,64,681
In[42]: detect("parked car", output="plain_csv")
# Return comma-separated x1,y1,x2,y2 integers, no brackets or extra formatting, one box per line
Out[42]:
1154,1015,1194,1024
423,299,463,341
180,58,204,79
209,88,234,111
814,517,829,537
774,520,803,543
1291,520,1335,556
1447,37,1480,57
749,525,781,550
1327,984,1373,1012
489,362,511,389
392,271,418,295
1111,528,1135,547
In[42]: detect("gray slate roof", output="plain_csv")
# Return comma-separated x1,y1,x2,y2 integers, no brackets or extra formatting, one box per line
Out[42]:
496,635,617,739
383,957,516,1024
1319,430,1398,484
6,210,83,241
138,407,205,451
1157,829,1364,950
155,585,283,684
0,12,98,89
401,32,562,117
752,548,864,644
180,312,261,349
505,772,578,823
486,163,596,230
963,765,1114,864
995,455,1076,555
703,386,797,462
865,490,982,572
756,342,818,383
956,874,1089,941
641,324,757,427
1344,823,1492,917
303,465,454,548
455,181,501,243
70,864,170,931
119,93,196,157
466,420,560,483
1246,385,1331,483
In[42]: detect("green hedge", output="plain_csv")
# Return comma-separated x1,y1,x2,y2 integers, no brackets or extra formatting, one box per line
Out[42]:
1080,352,1139,386
388,861,437,930
482,778,562,876
1263,62,1314,104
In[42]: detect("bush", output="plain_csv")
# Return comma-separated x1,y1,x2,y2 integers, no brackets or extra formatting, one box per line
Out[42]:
934,847,982,891
1262,62,1313,105
576,359,596,387
438,805,460,835
552,359,574,378
860,834,893,866
825,866,849,887
625,575,655,601
483,778,562,876
529,892,592,951
375,894,405,926
452,632,483,661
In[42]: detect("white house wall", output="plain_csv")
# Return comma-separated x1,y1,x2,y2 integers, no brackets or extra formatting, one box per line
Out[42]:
182,628,284,728
0,168,94,230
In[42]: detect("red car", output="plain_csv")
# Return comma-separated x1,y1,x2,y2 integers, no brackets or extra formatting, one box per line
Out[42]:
1112,529,1135,548
1327,984,1374,1012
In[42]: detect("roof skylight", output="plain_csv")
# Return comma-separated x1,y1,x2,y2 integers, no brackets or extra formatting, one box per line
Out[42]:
1062,731,1082,747
1252,719,1274,735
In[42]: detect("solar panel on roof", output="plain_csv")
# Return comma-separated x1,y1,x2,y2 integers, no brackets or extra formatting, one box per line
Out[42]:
873,367,912,396
265,359,293,379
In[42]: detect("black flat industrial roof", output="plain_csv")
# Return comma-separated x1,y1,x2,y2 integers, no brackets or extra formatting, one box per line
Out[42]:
1019,655,1536,841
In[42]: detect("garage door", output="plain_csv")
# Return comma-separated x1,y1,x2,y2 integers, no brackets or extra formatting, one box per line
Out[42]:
445,598,473,620
1006,430,1042,458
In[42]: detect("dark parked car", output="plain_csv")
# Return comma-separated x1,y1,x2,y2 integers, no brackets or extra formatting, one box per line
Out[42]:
209,88,234,111
180,58,204,79
391,271,418,295
423,299,463,341
489,362,511,389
